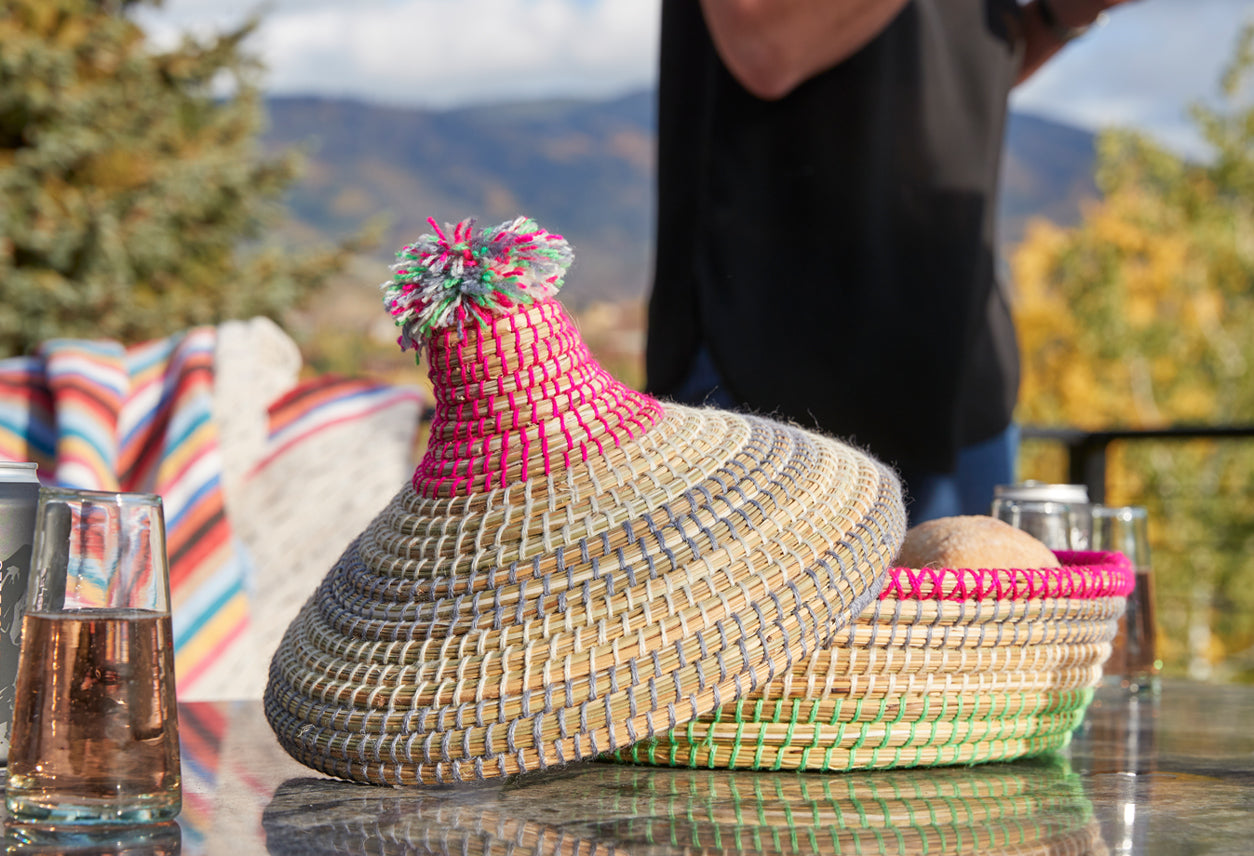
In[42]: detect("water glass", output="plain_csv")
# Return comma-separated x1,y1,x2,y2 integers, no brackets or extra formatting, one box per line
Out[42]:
991,482,1091,550
2,821,181,854
5,489,181,825
1091,504,1160,693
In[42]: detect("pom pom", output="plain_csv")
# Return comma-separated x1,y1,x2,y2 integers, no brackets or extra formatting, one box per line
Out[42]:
381,216,574,351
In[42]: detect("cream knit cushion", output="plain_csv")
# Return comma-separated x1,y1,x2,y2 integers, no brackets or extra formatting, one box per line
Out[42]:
212,317,426,699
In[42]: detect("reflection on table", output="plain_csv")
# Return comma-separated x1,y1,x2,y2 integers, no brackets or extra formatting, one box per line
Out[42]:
261,760,1101,855
4,682,1252,855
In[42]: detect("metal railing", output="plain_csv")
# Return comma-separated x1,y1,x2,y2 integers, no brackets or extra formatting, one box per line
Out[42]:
1020,425,1254,502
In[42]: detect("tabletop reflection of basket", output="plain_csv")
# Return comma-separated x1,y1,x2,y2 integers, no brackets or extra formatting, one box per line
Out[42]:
619,550,1133,772
262,759,1104,856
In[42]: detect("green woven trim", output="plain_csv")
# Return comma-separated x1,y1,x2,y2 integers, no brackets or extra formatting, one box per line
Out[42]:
609,688,1095,772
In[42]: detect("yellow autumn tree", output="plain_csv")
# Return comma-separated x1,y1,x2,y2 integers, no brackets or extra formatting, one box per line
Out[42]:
1012,25,1254,681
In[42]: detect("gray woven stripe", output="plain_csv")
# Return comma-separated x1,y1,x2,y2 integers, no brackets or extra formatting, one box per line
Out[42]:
264,406,906,784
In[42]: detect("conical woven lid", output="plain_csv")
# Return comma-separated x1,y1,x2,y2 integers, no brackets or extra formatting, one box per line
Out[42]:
264,217,906,784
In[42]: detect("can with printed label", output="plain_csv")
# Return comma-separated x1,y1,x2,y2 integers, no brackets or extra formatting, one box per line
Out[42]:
1,461,39,765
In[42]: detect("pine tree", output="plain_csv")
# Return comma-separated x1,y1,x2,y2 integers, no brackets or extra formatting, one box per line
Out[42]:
0,0,364,356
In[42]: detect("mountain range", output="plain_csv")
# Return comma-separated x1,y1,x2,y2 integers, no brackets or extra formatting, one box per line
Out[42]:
261,93,1098,308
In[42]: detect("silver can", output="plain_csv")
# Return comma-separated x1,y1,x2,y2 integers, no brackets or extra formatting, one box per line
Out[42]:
1,461,39,765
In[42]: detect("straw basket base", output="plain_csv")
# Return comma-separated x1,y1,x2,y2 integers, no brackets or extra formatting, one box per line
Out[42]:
616,697,1087,772
613,554,1133,774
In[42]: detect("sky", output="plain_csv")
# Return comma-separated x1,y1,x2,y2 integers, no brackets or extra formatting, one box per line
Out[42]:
136,0,1254,158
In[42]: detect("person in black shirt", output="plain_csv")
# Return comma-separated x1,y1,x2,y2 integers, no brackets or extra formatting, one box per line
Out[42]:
646,0,1135,523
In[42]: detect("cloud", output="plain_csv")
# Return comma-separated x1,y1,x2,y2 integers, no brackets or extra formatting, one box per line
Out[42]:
139,0,1253,152
1012,0,1254,156
138,0,662,107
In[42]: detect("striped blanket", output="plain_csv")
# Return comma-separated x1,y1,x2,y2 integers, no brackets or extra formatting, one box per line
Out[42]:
0,323,425,699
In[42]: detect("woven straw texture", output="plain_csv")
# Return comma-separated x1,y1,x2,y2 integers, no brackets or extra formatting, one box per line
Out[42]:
619,551,1133,772
261,760,1102,856
265,298,906,785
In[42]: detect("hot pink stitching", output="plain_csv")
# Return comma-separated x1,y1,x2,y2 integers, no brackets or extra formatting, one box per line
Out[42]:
882,551,1136,601
539,423,552,479
411,299,662,498
518,424,531,483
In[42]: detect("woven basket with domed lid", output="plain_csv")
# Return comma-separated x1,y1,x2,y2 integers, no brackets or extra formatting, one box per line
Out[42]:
263,216,906,785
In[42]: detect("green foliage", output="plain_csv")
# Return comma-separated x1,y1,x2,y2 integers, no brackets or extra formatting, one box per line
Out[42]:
0,0,367,356
1013,24,1254,680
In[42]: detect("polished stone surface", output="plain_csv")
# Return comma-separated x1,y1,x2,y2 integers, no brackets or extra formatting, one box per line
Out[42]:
3,681,1252,854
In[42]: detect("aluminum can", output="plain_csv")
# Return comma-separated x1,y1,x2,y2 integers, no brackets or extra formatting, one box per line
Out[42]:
1,461,39,765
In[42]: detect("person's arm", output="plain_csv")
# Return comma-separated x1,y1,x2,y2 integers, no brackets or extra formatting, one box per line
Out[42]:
698,0,911,100
1017,0,1137,84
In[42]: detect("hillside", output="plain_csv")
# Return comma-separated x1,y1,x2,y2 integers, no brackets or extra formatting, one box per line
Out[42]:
262,93,1098,309
262,93,655,308
1000,111,1100,248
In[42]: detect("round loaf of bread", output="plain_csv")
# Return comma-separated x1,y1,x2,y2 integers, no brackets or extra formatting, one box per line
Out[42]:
894,514,1059,569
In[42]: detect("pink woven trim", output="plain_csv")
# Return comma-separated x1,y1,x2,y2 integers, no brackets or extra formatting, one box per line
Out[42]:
412,299,664,497
880,551,1135,601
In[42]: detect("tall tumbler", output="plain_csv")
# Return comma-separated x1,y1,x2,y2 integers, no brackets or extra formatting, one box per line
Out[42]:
5,488,182,825
1,461,40,766
1091,504,1160,693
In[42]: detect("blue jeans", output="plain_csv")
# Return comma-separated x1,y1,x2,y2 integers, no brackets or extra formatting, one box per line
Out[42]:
670,345,738,409
672,346,1017,525
898,425,1019,525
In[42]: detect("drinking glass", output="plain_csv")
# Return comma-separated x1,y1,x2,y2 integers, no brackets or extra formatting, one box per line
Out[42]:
4,489,181,825
3,821,181,855
991,482,1091,551
1090,504,1160,693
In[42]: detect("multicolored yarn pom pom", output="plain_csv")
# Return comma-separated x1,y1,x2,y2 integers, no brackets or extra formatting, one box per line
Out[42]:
381,216,574,351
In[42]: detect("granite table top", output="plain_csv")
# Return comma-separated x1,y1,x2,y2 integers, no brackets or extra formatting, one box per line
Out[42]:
4,680,1252,854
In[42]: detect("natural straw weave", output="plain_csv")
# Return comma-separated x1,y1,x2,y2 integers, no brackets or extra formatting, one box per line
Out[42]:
620,551,1133,772
261,759,1103,856
264,218,907,785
